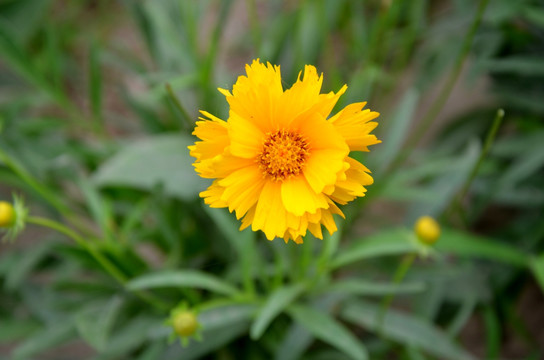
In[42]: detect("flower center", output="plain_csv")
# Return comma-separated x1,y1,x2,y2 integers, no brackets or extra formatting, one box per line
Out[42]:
258,130,309,181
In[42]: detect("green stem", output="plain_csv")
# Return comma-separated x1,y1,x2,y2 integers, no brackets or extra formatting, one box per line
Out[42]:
271,245,284,290
389,0,490,171
459,109,504,202
241,234,257,297
27,216,127,283
0,149,69,215
299,238,313,279
26,216,169,310
245,0,262,54
377,253,416,333
448,109,504,226
200,0,233,109
165,83,194,130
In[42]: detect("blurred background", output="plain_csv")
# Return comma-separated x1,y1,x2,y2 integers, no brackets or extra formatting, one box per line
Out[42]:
0,0,544,359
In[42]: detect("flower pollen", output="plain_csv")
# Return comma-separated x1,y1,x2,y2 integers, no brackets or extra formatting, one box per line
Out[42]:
258,130,309,181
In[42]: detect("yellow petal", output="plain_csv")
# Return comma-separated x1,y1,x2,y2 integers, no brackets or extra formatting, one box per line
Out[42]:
329,103,381,152
303,149,345,193
219,165,266,219
226,60,283,131
275,66,323,127
189,113,229,162
200,181,227,208
252,181,286,240
281,176,328,216
228,112,264,158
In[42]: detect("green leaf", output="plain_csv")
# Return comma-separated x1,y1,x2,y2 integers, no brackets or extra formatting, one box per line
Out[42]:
92,134,207,201
179,321,248,359
483,305,501,360
377,88,419,173
5,240,57,290
274,322,314,360
250,283,306,339
331,229,415,269
75,296,124,351
447,296,476,336
309,350,354,360
12,321,75,360
523,6,544,27
529,253,544,294
406,346,429,360
480,56,544,76
77,176,113,240
0,320,38,342
136,343,165,360
203,206,258,295
198,303,256,330
97,316,159,359
128,2,159,64
407,139,480,220
322,279,426,296
288,304,368,360
0,0,51,43
295,0,323,65
341,300,476,360
89,41,102,120
497,148,544,189
126,270,240,296
436,228,528,267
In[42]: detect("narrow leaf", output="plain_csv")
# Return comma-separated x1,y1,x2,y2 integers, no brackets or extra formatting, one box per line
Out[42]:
437,228,528,267
378,88,419,172
127,270,240,296
75,296,124,351
92,134,207,201
251,283,306,339
289,305,368,360
341,300,476,360
530,253,544,294
323,279,426,296
6,241,56,290
89,41,102,120
332,229,415,269
12,321,75,360
274,322,314,360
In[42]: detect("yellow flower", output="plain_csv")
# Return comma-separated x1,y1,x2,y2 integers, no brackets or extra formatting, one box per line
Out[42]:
189,60,380,243
414,216,440,245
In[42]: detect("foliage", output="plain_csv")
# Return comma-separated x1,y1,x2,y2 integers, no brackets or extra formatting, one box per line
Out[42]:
0,0,543,359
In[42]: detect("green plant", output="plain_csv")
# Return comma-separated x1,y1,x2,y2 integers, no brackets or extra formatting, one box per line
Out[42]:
0,0,543,359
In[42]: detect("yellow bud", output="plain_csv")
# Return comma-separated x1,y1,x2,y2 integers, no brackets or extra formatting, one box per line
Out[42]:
414,216,440,245
0,201,15,228
172,311,199,337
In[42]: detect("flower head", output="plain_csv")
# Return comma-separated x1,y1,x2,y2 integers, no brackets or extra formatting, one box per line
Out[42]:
189,60,380,243
0,195,28,242
165,303,201,346
414,216,440,245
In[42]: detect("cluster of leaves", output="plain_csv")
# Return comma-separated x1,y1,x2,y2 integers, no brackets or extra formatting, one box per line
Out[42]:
0,0,543,359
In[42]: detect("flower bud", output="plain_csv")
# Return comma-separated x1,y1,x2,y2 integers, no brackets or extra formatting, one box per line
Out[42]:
0,201,15,228
166,303,201,346
414,216,440,245
172,311,199,337
1,195,28,242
